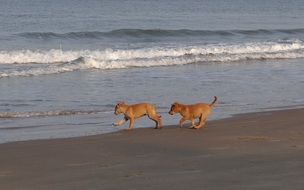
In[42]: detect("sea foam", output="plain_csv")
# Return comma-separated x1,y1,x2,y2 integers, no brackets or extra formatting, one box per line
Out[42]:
0,110,109,119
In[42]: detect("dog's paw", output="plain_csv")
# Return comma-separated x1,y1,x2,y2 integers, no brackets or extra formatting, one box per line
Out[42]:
194,126,204,129
124,128,133,131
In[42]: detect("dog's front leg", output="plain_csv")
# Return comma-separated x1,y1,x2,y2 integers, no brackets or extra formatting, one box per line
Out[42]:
189,118,196,129
113,117,128,126
179,117,186,128
127,118,135,130
113,120,125,126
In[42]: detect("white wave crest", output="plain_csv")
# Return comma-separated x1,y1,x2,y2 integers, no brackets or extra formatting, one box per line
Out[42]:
0,40,304,78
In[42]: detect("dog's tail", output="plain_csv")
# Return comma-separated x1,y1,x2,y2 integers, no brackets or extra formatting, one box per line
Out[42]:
209,96,217,107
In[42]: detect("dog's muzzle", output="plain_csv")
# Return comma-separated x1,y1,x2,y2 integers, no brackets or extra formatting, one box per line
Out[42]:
168,111,174,115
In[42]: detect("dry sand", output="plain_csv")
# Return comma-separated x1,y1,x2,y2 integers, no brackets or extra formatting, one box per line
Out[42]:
0,108,304,190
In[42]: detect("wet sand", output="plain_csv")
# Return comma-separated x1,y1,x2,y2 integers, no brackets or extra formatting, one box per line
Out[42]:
0,108,304,190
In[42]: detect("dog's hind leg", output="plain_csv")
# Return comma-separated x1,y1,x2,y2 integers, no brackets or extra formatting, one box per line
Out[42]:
147,107,162,129
148,114,162,129
195,111,209,129
195,120,205,129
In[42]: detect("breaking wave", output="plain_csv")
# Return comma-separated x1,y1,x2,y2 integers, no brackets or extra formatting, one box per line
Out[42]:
17,28,304,39
1,40,304,78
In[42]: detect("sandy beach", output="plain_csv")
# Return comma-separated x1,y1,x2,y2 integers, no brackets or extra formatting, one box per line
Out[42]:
2,1,304,190
0,108,304,190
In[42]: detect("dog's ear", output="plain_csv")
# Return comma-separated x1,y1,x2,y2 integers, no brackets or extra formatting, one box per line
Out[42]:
117,101,126,106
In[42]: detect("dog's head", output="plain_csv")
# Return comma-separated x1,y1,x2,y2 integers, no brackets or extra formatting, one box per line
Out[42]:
114,102,127,115
169,102,181,115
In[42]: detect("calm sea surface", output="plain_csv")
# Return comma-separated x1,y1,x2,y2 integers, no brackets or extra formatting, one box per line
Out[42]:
1,0,304,143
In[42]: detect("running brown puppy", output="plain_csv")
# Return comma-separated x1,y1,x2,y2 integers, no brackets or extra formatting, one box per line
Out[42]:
169,96,217,129
113,102,162,130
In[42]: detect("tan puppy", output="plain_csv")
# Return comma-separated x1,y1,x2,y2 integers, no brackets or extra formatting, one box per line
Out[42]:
113,102,162,130
169,96,217,129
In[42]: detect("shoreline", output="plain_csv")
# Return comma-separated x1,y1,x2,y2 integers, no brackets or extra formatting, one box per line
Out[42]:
1,105,304,145
0,108,304,189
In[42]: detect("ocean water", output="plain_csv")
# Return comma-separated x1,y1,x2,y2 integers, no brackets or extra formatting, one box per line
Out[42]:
1,0,304,143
